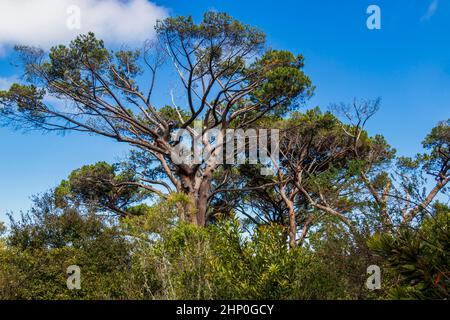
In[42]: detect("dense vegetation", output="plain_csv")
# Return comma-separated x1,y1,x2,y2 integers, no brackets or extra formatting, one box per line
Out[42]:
0,12,448,300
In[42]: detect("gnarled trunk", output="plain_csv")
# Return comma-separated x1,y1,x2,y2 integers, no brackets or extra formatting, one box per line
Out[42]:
179,172,212,227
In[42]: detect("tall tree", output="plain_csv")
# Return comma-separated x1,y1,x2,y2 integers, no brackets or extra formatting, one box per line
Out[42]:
0,12,313,226
333,100,449,226
213,108,372,247
229,101,448,248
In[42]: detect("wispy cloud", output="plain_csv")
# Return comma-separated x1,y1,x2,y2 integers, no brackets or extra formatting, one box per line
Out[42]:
421,0,439,21
0,76,18,90
0,0,168,53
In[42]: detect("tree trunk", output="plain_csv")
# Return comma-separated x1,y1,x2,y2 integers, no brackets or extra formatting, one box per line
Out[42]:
287,205,297,248
180,173,211,227
195,179,210,227
279,187,297,248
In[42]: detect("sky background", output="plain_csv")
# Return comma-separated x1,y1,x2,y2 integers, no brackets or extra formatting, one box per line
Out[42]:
0,0,449,222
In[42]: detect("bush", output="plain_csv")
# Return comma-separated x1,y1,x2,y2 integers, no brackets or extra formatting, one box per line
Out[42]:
368,204,450,299
0,194,384,300
0,198,134,300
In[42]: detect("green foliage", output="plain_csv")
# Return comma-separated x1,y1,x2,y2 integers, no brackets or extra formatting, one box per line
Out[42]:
0,198,134,299
248,50,314,112
0,222,5,236
0,84,45,118
421,119,449,178
54,162,143,215
423,119,449,151
302,219,381,300
0,222,6,253
3,191,446,300
122,201,372,300
46,32,110,80
208,220,304,299
368,204,450,299
157,12,265,55
157,105,190,125
0,194,378,300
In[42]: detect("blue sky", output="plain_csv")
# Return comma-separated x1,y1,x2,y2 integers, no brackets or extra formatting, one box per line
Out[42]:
0,0,449,221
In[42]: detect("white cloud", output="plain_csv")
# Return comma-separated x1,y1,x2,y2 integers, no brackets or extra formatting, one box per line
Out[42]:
0,0,168,52
0,76,18,90
421,0,439,21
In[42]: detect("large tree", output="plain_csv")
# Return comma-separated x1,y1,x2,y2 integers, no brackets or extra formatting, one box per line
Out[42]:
332,101,449,227
0,12,313,226
225,101,449,248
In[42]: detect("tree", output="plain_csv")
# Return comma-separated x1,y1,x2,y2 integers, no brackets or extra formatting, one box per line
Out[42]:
398,119,450,223
229,100,448,248
230,109,359,247
0,12,313,226
332,100,449,229
227,105,392,247
54,162,150,217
